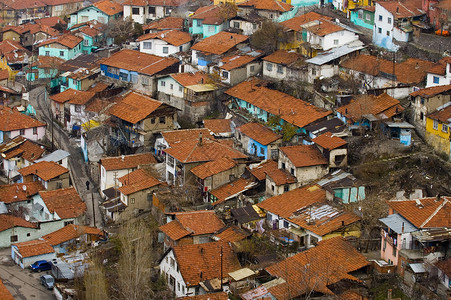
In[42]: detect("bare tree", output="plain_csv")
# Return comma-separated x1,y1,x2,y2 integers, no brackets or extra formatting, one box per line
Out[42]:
83,255,109,300
250,21,289,54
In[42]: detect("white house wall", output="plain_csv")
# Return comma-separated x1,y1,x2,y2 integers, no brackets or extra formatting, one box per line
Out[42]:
159,249,190,297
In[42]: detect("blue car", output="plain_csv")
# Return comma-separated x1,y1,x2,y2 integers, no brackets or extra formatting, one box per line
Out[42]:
31,260,52,272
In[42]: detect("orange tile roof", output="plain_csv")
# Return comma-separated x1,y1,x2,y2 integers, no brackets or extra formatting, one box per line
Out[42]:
108,91,163,124
137,29,191,46
32,56,65,69
203,119,232,135
28,24,59,36
410,84,451,98
100,153,157,171
118,168,162,195
34,16,67,26
388,197,451,228
170,72,210,87
281,11,332,32
0,40,30,64
312,132,347,150
265,237,368,299
238,0,292,12
143,17,184,31
0,279,14,300
225,79,331,128
435,257,451,278
305,19,345,36
213,225,249,242
164,138,247,163
238,122,281,145
77,25,102,38
1,0,46,10
179,292,228,300
101,49,179,76
169,210,225,236
1,139,45,162
50,88,96,105
191,32,248,55
42,224,103,246
0,106,46,131
12,239,54,258
378,0,424,19
18,161,68,181
0,69,9,80
248,159,279,181
190,157,238,179
210,178,257,206
265,168,297,185
427,104,451,122
220,54,259,71
93,0,123,15
336,93,403,123
38,33,82,49
172,241,241,287
162,128,213,147
39,187,86,219
0,182,43,204
84,98,110,114
263,50,303,65
279,145,327,167
190,5,232,25
159,220,192,241
41,0,83,6
0,214,37,232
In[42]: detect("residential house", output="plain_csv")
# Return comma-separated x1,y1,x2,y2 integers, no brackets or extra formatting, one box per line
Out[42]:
425,57,451,88
262,49,306,81
159,210,224,249
243,237,368,299
157,72,218,121
41,0,84,17
333,0,370,13
26,56,65,88
316,169,365,204
0,182,43,214
71,21,105,54
0,136,45,182
340,54,435,98
217,50,263,86
236,122,281,160
258,185,361,248
164,136,247,186
69,0,123,28
117,168,164,217
107,91,179,148
123,0,189,24
434,258,451,293
1,26,25,42
247,159,278,188
137,29,191,57
424,102,451,159
0,0,48,26
11,239,56,269
230,205,264,231
59,53,104,92
228,14,264,36
100,49,180,96
159,241,241,297
261,163,298,196
226,79,332,142
18,161,70,190
350,6,375,30
99,152,157,195
190,32,249,71
190,156,246,200
373,0,425,51
410,84,451,127
0,39,31,77
41,224,103,254
212,225,249,243
34,16,67,28
0,215,38,248
203,118,233,138
35,149,70,169
154,128,212,157
37,34,83,60
0,106,46,143
304,117,348,139
278,145,329,186
208,177,258,207
433,0,451,31
143,16,184,33
237,0,293,21
2,23,59,48
189,5,236,38
379,196,451,277
312,132,348,169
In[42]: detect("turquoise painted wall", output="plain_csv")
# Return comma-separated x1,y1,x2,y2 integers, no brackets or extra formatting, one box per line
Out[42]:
334,186,365,203
38,43,82,60
350,11,374,30
291,0,319,7
69,6,118,28
202,23,227,38
190,19,203,35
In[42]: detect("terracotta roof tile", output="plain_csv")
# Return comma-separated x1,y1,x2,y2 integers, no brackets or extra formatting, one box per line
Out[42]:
42,224,103,246
312,132,347,150
220,54,259,71
435,0,451,10
118,168,162,195
1,0,46,10
263,50,303,65
190,157,238,179
213,225,249,242
238,122,281,145
0,182,43,204
436,257,451,278
108,91,163,124
147,0,189,6
238,0,292,12
169,210,225,236
50,88,96,105
77,25,102,38
0,107,46,131
101,49,179,76
162,128,212,147
279,145,327,167
170,72,210,87
179,292,228,300
203,119,232,135
427,103,451,122
410,84,451,98
225,79,331,129
85,98,111,114
0,214,37,232
265,168,297,185
34,16,67,26
159,220,192,241
190,5,234,25
304,19,345,36
281,11,332,32
172,241,241,287
32,56,65,69
388,197,451,228
39,187,86,219
143,17,184,31
248,159,279,181
0,138,45,162
41,0,83,6
12,239,54,258
101,153,157,171
378,0,424,19
93,0,123,15
18,161,68,181
137,29,191,46
0,279,14,300
210,178,257,206
191,32,248,55
38,33,82,49
165,138,247,163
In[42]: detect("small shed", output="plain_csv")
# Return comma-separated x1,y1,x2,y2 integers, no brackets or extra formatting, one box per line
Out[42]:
383,121,415,146
11,239,56,269
228,267,256,295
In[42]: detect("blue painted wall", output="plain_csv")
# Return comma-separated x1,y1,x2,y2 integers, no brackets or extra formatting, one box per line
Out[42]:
248,138,268,159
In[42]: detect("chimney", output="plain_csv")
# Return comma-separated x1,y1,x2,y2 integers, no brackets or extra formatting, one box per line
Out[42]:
121,155,125,161
415,62,420,69
198,132,203,146
436,193,441,202
396,7,399,13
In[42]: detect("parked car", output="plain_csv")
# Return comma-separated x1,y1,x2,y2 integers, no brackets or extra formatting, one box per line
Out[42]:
31,260,52,272
40,275,54,290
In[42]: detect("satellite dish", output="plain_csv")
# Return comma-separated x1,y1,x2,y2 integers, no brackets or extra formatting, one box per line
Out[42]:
22,185,27,191
25,215,30,221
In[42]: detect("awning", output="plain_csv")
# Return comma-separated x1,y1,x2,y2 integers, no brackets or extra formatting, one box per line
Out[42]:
409,263,426,273
228,268,256,281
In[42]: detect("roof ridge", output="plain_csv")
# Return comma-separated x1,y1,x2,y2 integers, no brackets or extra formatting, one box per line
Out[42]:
420,198,449,228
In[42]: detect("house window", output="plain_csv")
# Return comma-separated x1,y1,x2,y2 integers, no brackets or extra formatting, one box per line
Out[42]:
388,17,392,24
378,27,382,34
162,46,169,54
131,74,138,83
197,19,202,26
253,23,257,29
143,42,152,49
433,76,440,84
83,39,89,46
392,244,397,257
148,6,155,14
420,98,425,105
10,235,18,242
365,14,371,21
45,51,50,56
284,185,289,192
386,31,390,36
167,156,174,167
358,10,363,19
443,124,448,133
108,66,119,75
75,105,81,112
132,7,140,15
208,25,215,32
378,15,382,21
27,233,31,237
281,162,285,169
333,39,338,45
56,182,63,189
233,22,240,29
60,51,64,57
151,118,156,124
20,129,25,135
290,168,294,175
170,84,173,90
250,65,255,72
170,257,175,268
130,198,135,204
165,7,171,15
159,116,166,124
267,214,272,221
222,71,229,79
161,81,166,86
259,147,264,155
177,282,180,291
433,119,438,130
142,76,149,85
266,63,273,71
179,86,183,92
277,65,283,74
64,220,74,226
271,184,275,191
283,220,289,228
312,68,316,76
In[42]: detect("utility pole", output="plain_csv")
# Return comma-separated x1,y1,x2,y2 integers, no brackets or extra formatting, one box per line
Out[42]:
220,246,223,291
86,180,96,227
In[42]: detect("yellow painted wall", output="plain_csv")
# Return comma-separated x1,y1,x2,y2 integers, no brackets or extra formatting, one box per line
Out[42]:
322,223,361,240
0,56,16,80
425,117,450,157
2,31,21,42
343,0,370,13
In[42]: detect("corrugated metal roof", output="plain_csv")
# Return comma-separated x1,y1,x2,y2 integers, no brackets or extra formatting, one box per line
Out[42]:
409,263,426,273
305,41,364,65
379,213,417,234
384,121,415,129
35,150,70,163
228,268,256,281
